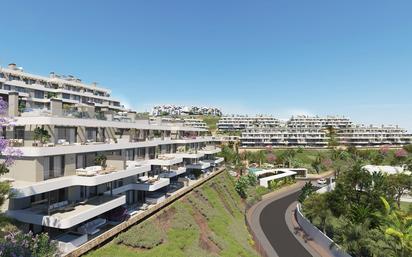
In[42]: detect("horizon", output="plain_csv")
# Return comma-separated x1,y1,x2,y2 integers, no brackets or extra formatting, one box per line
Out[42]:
1,1,412,130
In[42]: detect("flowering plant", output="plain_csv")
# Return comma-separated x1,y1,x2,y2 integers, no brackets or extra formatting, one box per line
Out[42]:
0,97,22,205
0,230,58,257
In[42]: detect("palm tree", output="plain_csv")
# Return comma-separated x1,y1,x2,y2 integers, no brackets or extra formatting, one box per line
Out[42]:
378,197,412,257
302,193,331,233
235,162,246,176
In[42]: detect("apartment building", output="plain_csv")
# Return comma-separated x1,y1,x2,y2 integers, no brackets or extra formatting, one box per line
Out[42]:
0,64,223,252
183,117,208,129
152,104,222,116
149,117,208,129
217,115,281,131
240,116,412,147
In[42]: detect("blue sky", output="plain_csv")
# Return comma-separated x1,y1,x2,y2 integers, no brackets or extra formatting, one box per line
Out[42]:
1,1,412,130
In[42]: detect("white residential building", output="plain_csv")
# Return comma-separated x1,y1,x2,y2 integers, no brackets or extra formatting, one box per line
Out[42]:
0,64,223,252
240,115,412,147
151,104,222,116
217,115,281,131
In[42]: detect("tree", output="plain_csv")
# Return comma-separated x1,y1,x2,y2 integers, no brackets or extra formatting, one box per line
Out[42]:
298,182,316,203
0,98,22,206
302,193,332,233
33,127,51,144
378,197,412,257
386,174,412,209
245,173,257,186
311,154,322,174
235,176,249,198
257,150,266,166
326,125,339,148
282,149,296,168
235,161,246,176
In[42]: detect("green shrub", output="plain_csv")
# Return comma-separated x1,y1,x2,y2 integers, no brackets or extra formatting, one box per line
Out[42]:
115,221,165,249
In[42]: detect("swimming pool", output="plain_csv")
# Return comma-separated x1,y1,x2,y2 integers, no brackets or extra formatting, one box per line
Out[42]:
248,167,263,173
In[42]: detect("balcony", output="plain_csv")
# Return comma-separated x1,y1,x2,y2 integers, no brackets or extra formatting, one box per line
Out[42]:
186,161,211,170
198,146,221,155
134,177,170,191
7,195,126,229
11,165,151,198
160,167,187,178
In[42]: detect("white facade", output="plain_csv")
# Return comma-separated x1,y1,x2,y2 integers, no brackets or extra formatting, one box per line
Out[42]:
240,115,412,147
152,104,222,116
0,63,224,243
217,115,280,131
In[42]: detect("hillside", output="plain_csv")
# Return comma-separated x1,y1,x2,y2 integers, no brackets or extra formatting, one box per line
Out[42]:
86,171,258,257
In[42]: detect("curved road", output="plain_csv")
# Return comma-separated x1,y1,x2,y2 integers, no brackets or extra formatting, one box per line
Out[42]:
259,191,313,257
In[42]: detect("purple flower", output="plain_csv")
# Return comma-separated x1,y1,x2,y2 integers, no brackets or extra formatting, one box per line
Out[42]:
379,145,389,155
395,149,408,158
266,153,277,163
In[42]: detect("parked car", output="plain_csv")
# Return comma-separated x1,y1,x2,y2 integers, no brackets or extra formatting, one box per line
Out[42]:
317,178,327,185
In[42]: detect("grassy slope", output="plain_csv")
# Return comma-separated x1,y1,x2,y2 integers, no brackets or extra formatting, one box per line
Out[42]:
86,172,258,257
199,115,220,133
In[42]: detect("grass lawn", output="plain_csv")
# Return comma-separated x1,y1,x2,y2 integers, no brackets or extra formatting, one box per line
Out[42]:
86,172,258,257
400,201,412,213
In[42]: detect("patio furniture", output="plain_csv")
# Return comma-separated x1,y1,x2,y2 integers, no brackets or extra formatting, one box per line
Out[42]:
75,166,102,176
138,175,149,182
48,200,69,213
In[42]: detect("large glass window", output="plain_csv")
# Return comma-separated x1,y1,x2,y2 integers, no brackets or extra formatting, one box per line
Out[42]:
86,128,97,141
43,155,65,180
13,126,24,139
56,127,76,144
34,90,44,99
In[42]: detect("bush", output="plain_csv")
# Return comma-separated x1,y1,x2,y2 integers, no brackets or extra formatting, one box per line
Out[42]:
235,176,249,198
115,221,165,249
245,173,257,186
0,231,58,257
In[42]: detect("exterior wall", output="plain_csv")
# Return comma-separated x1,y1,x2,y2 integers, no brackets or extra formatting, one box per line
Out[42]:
296,204,352,257
4,157,43,182
65,154,76,176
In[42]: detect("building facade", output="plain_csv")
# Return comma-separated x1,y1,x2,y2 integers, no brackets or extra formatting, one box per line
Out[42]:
238,116,411,148
0,64,223,253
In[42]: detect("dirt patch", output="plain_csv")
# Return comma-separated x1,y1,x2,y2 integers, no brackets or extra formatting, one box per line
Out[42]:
193,210,221,255
153,206,176,232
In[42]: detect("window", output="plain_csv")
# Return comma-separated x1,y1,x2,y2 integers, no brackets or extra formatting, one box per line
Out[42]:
62,93,70,99
43,155,65,180
56,127,76,143
14,126,24,139
34,90,44,99
86,128,97,141
73,95,80,101
3,84,11,91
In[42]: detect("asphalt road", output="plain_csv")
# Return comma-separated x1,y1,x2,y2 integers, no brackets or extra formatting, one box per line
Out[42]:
259,191,313,257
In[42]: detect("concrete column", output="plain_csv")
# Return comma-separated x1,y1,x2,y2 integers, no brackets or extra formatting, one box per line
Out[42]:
85,103,95,118
45,125,55,144
145,147,150,160
64,154,76,176
50,98,63,116
77,126,86,143
8,92,19,116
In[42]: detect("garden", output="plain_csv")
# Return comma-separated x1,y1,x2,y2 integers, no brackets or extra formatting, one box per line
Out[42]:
298,146,412,257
